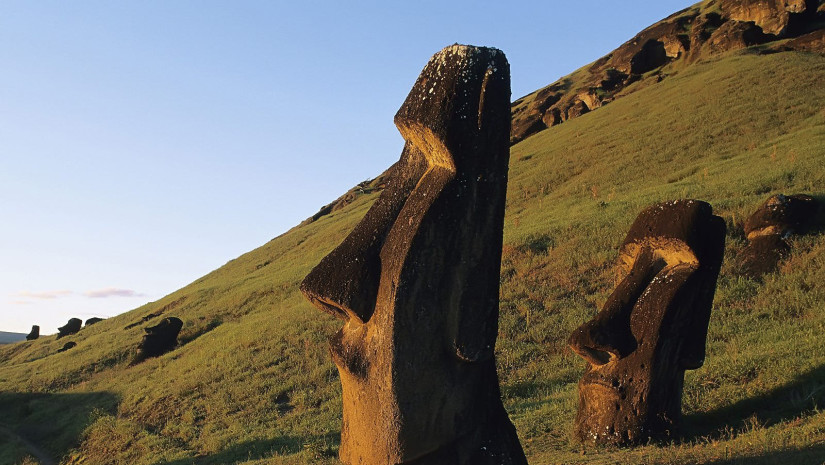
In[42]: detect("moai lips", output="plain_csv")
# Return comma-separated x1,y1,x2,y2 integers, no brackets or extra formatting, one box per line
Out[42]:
568,200,726,445
300,45,526,465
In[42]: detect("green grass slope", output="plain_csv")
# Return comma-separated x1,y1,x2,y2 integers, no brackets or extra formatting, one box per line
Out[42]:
2,49,825,465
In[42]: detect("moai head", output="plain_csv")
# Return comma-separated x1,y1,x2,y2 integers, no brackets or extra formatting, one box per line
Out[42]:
26,325,40,341
138,317,183,360
301,45,526,465
568,200,726,445
57,318,82,339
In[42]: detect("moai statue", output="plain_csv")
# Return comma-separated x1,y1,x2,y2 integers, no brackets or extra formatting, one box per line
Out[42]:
26,325,40,341
568,200,726,445
740,193,819,277
57,318,82,339
300,45,526,465
136,317,183,361
57,341,77,353
85,317,105,327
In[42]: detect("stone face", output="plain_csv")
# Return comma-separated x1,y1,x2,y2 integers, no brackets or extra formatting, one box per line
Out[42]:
300,44,526,465
568,200,726,445
57,341,76,353
26,325,39,341
739,193,819,277
137,317,183,361
85,317,104,327
57,318,82,339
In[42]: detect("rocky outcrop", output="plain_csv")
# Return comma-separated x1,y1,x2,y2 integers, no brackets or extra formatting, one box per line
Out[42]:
301,44,526,465
57,318,82,339
300,173,388,225
510,0,825,144
568,200,726,445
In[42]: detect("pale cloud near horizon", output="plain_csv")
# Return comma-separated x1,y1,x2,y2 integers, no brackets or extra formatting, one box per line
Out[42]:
13,290,74,299
83,288,144,298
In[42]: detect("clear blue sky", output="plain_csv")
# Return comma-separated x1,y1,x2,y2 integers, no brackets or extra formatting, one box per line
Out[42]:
0,1,693,334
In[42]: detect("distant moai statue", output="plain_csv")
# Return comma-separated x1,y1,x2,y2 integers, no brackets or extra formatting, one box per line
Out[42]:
136,317,183,362
301,45,526,465
568,200,726,445
57,341,77,353
57,318,82,339
85,317,105,327
26,325,40,341
739,193,819,277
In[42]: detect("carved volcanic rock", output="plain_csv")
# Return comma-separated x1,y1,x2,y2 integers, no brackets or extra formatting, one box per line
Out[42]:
301,44,526,465
136,317,183,361
509,0,825,144
568,200,726,445
85,317,104,327
26,325,39,341
739,193,820,277
57,341,76,353
57,318,82,339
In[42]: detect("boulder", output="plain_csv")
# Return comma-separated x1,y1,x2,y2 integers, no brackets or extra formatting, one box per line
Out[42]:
568,200,726,445
57,318,82,339
26,325,39,341
301,44,526,465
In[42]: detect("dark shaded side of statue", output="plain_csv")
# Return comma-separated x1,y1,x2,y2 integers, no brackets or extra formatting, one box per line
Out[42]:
568,200,726,446
301,44,527,465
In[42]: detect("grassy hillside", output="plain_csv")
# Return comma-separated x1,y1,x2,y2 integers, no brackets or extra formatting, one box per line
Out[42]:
2,49,825,464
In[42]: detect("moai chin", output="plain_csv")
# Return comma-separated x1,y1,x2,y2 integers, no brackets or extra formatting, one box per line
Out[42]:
568,200,726,445
300,45,526,465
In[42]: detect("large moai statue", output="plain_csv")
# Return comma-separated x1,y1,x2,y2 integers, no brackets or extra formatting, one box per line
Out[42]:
300,45,526,465
568,200,726,445
26,325,40,341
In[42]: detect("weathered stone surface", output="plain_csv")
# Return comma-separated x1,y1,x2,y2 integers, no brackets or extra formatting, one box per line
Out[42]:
57,341,76,353
568,200,726,445
57,318,82,339
137,317,183,361
301,44,526,465
706,20,772,54
85,317,104,327
719,0,812,36
744,193,819,238
739,193,819,277
26,325,39,341
630,39,669,74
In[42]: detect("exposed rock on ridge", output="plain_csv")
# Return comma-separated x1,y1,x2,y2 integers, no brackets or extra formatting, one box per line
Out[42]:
510,0,825,144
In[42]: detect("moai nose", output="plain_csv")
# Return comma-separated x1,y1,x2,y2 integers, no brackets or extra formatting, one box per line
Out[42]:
568,247,661,366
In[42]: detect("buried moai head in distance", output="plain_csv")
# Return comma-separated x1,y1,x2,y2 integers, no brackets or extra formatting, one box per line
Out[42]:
26,325,40,341
300,45,526,465
739,193,820,277
135,317,183,362
57,341,77,353
57,318,82,339
568,200,726,445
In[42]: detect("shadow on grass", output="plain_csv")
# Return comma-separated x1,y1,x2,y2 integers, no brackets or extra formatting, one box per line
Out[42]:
152,433,339,465
0,391,119,464
704,444,825,465
683,363,825,440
